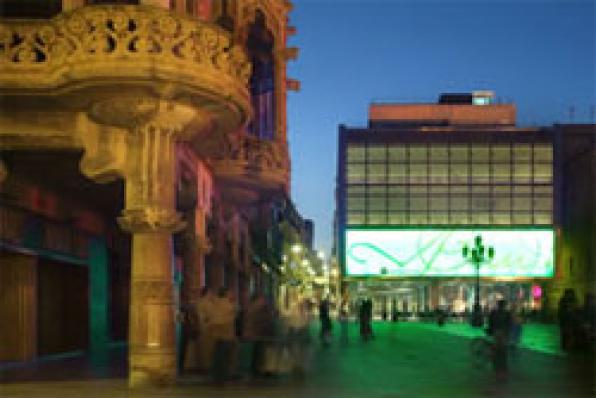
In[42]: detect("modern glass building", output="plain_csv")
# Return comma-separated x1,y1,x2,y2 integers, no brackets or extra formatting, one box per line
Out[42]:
336,95,558,315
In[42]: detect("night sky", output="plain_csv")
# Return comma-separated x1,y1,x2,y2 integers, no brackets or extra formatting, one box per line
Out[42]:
286,0,595,256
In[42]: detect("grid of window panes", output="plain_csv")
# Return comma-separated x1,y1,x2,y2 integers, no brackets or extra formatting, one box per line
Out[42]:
344,141,553,226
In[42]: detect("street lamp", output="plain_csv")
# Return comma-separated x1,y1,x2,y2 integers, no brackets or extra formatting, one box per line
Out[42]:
462,235,495,327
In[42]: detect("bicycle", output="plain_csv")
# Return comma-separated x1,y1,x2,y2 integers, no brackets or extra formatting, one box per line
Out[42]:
470,335,494,369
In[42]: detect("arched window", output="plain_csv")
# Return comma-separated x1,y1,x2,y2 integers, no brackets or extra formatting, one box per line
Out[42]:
246,10,275,141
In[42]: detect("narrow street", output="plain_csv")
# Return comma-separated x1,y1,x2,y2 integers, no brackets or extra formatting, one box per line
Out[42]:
1,322,593,398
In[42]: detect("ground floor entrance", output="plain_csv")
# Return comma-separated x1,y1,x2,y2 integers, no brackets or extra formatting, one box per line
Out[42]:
345,279,545,318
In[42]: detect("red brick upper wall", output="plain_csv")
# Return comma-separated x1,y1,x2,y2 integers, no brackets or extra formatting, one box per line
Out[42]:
369,103,516,125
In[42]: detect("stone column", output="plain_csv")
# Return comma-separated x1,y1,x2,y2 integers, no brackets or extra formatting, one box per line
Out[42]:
88,97,204,387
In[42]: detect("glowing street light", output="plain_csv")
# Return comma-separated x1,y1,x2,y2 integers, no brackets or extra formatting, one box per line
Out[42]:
291,243,303,255
317,250,325,261
462,235,495,327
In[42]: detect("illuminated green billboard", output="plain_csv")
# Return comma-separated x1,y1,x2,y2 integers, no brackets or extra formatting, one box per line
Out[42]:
345,229,554,277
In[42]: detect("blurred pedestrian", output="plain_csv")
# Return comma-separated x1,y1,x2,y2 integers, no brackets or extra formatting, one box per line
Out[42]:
578,293,595,350
359,297,373,341
285,294,311,377
211,287,238,385
558,288,579,351
196,286,216,371
319,296,332,346
487,299,512,380
509,303,523,355
246,293,274,378
339,293,350,345
178,297,199,373
391,299,399,323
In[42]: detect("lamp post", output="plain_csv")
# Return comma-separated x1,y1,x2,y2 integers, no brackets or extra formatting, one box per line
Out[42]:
462,235,495,327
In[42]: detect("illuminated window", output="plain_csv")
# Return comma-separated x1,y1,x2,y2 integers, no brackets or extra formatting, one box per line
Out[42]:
409,164,427,184
493,213,511,225
512,196,531,211
410,198,427,211
367,163,386,183
451,195,469,212
493,196,511,211
429,145,449,162
388,146,407,162
534,212,552,225
347,212,365,225
429,163,449,184
471,145,489,163
388,196,408,211
347,196,365,211
368,145,386,163
388,185,408,195
512,213,532,224
533,197,552,211
450,212,469,224
450,145,468,162
534,163,552,183
471,196,491,211
347,164,365,183
513,162,532,183
449,163,468,184
429,196,448,211
492,163,511,184
368,196,387,211
491,145,511,162
367,212,387,225
409,145,428,162
347,145,366,163
388,212,408,224
429,213,449,224
471,163,490,183
470,213,490,224
388,163,407,183
534,186,552,195
347,185,366,195
409,212,428,224
534,144,553,162
513,144,532,162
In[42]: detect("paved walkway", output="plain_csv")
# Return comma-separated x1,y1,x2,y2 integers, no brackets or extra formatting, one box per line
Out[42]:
1,322,593,398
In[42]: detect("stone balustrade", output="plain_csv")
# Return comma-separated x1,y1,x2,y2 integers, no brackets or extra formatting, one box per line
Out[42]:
0,5,251,103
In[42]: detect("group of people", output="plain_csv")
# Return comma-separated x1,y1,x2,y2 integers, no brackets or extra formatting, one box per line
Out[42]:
178,287,239,382
179,287,314,383
558,289,595,353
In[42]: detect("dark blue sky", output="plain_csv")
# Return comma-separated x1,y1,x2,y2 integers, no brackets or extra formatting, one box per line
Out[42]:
286,0,595,255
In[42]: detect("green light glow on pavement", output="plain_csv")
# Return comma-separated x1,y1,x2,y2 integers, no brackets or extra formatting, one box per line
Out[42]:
345,229,554,277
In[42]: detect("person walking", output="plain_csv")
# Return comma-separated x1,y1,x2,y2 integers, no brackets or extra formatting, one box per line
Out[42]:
196,287,216,372
319,296,332,347
487,299,512,380
285,294,311,378
509,303,523,356
245,293,274,378
339,293,350,345
211,287,238,385
558,288,579,352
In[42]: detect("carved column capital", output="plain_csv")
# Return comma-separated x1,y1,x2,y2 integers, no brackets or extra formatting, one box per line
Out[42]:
118,207,185,234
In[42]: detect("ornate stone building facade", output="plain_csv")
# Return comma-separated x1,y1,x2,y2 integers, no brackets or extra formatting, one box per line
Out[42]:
0,0,299,387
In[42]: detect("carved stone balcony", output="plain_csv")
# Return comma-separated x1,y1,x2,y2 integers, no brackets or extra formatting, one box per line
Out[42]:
196,133,290,204
0,5,251,136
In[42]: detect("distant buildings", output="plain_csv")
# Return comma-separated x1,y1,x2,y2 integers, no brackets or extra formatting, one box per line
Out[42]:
336,93,595,317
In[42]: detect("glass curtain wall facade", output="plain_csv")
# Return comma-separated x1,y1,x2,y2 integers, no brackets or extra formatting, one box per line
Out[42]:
344,137,553,227
338,127,555,315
